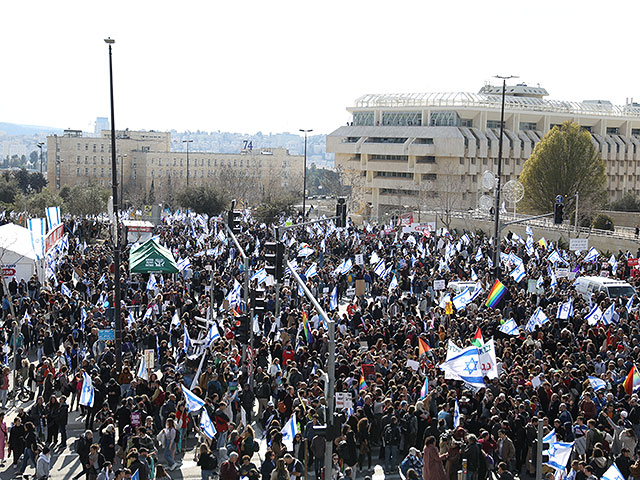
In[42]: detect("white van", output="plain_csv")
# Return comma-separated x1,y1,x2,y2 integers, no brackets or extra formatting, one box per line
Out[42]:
574,276,636,301
448,281,477,295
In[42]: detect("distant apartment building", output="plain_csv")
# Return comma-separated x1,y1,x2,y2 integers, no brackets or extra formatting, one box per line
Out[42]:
94,117,110,135
327,84,640,218
47,129,304,201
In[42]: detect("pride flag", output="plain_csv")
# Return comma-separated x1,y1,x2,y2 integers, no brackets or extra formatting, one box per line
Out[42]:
302,309,313,343
538,237,548,249
418,337,431,356
358,374,367,391
485,280,507,308
419,377,429,399
624,365,640,395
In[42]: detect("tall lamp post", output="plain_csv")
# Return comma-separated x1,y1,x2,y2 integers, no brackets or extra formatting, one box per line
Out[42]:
36,142,44,175
105,36,123,371
119,154,127,211
299,129,312,217
183,139,193,186
492,75,518,280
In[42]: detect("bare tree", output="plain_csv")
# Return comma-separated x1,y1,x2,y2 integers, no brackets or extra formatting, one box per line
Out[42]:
418,164,468,230
335,165,366,214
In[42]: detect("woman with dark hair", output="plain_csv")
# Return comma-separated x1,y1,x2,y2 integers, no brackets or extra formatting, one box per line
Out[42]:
422,436,447,480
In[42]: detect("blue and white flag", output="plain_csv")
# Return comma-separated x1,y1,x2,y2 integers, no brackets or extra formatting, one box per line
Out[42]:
543,441,574,473
143,305,153,320
281,413,298,451
548,250,561,264
600,463,626,480
471,268,478,281
557,298,573,320
469,282,484,303
461,234,470,245
339,258,353,276
536,276,544,289
499,319,520,336
602,303,617,325
131,470,139,480
177,257,191,271
369,251,380,265
543,429,558,445
453,398,460,429
79,371,95,407
374,260,386,277
526,308,549,332
171,310,180,326
585,305,603,326
98,273,107,285
330,287,338,311
61,283,72,298
298,246,315,258
136,355,148,381
251,268,268,285
550,271,558,289
626,296,634,312
584,247,599,263
305,263,318,279
184,325,191,352
27,217,46,259
147,274,157,291
200,408,217,440
285,259,298,276
181,384,205,412
438,346,485,391
452,288,472,311
45,206,61,230
526,225,533,236
475,248,483,262
511,262,525,282
388,275,398,293
204,323,220,346
588,376,607,392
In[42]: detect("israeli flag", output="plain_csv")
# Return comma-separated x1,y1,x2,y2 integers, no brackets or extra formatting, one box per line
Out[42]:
147,274,157,291
536,276,544,289
543,429,558,445
305,263,318,279
298,246,315,257
388,275,398,293
127,310,135,328
588,376,607,392
626,296,634,312
184,325,191,352
585,305,603,325
79,371,95,407
602,304,616,325
61,283,72,297
285,259,298,276
216,230,225,243
453,399,460,429
171,311,180,326
143,305,153,320
461,234,470,245
200,408,217,439
471,268,478,281
526,308,549,332
177,257,191,271
45,206,61,230
543,441,574,473
548,250,561,264
452,288,472,311
469,282,484,303
500,319,520,336
438,346,485,391
511,262,525,282
584,247,599,263
340,258,353,276
600,463,626,480
557,298,573,320
330,287,338,311
475,248,483,262
251,268,268,285
374,259,386,277
204,323,220,346
181,384,205,412
27,218,46,260
526,225,533,236
136,355,149,381
550,271,557,289
80,308,87,329
281,412,298,451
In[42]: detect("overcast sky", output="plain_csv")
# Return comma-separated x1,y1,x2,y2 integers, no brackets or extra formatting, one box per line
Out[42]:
3,0,640,135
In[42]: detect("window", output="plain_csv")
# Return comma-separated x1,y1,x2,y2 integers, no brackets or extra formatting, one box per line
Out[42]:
413,138,434,145
101,168,104,177
76,168,80,176
364,137,406,144
519,122,537,131
353,112,374,126
101,157,104,164
382,111,422,126
416,156,436,164
93,156,97,164
85,156,88,164
632,129,640,137
77,143,81,151
76,156,80,164
459,157,464,165
370,154,408,161
101,144,104,152
607,127,620,135
345,137,360,143
375,171,413,179
93,144,96,152
487,120,505,129
422,174,436,181
85,144,88,151
430,111,461,127
379,188,417,196
85,168,88,176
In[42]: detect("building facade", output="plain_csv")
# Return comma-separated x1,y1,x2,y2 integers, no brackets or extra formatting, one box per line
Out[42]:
47,129,304,203
327,84,640,219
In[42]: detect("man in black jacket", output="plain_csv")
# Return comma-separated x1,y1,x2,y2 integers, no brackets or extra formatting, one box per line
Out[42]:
128,450,151,480
73,430,93,480
57,396,70,448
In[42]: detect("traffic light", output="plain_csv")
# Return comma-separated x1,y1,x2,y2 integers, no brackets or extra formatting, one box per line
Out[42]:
336,198,347,228
264,241,285,281
541,440,550,463
228,209,242,234
234,315,249,344
554,195,564,225
252,288,266,317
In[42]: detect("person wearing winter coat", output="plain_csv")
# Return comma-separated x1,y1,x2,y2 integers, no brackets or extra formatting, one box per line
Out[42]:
36,446,51,480
422,436,447,480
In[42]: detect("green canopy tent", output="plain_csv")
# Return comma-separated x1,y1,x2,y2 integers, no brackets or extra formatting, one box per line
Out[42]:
129,238,179,274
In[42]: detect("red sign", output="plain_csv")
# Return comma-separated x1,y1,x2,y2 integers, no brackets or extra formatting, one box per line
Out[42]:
45,224,64,252
628,258,639,267
399,213,414,226
1,268,16,277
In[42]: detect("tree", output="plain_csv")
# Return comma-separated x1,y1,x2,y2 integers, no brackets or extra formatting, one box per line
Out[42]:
609,192,640,212
24,188,63,215
520,121,606,215
176,185,226,216
64,184,110,216
418,163,468,229
0,176,19,205
335,165,365,213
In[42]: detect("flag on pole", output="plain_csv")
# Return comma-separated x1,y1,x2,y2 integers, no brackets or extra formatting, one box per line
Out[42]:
543,441,574,473
205,323,220,346
485,280,507,308
183,325,191,352
358,374,367,391
147,274,157,291
61,283,72,297
181,384,205,412
418,337,431,356
624,365,640,395
499,319,519,336
281,412,298,451
200,408,217,440
585,305,604,325
471,327,484,348
588,376,606,392
419,377,429,400
388,275,398,293
136,355,148,381
453,399,460,429
330,287,338,311
438,346,485,391
171,311,180,326
600,463,626,480
79,372,95,407
302,309,313,343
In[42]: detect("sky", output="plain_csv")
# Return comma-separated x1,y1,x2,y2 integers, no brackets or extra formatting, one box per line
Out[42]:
3,0,640,136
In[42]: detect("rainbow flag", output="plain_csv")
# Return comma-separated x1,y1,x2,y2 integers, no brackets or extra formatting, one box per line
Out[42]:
419,377,429,399
538,237,548,249
358,374,367,391
302,309,313,343
624,365,640,395
485,280,507,308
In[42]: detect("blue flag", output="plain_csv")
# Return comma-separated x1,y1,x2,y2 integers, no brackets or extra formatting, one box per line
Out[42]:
181,384,205,412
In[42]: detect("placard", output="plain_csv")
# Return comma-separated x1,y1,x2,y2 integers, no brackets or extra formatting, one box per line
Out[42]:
355,254,364,265
628,258,639,267
528,279,543,294
555,267,569,278
98,329,115,341
355,279,365,297
335,392,353,410
144,349,155,370
569,238,588,251
434,280,446,290
346,287,355,297
405,359,420,371
361,364,375,384
600,270,609,277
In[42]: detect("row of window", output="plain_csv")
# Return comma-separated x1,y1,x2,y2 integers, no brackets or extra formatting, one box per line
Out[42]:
375,171,413,179
150,157,264,168
77,143,110,152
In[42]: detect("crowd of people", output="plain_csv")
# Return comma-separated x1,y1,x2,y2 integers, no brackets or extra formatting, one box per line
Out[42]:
1,209,640,480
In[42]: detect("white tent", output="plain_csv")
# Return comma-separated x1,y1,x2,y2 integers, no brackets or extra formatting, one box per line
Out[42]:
0,223,39,283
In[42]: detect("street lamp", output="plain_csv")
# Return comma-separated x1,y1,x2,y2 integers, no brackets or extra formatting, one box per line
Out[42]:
299,129,312,217
119,154,127,209
36,142,44,175
492,75,518,280
183,139,193,187
104,36,123,371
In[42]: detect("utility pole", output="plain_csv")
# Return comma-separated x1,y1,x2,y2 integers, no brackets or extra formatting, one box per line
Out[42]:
575,191,579,234
492,75,518,280
183,139,193,187
37,142,44,176
299,129,312,217
105,37,122,371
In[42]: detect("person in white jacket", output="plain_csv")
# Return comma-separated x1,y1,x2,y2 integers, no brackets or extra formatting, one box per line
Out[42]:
36,446,51,480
